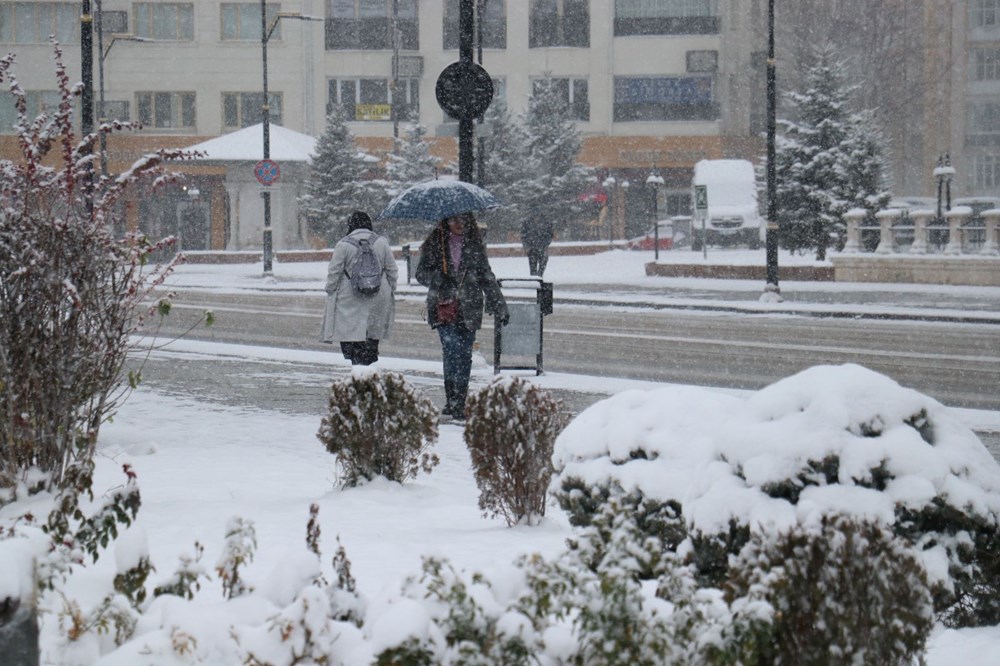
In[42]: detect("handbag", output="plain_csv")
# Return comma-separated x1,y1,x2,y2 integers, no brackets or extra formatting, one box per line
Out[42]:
435,228,463,325
436,297,458,324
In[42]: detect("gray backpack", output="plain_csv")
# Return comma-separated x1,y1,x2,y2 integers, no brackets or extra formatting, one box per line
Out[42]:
343,235,383,296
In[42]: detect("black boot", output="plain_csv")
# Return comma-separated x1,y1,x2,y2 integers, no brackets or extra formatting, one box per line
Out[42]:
443,378,456,416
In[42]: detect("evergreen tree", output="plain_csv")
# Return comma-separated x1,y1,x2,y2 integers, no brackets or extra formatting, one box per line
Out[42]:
299,106,383,245
837,109,892,229
775,53,889,259
518,77,593,238
478,97,531,237
385,123,439,195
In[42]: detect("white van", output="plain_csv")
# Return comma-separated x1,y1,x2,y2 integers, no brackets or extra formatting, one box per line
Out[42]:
691,159,763,249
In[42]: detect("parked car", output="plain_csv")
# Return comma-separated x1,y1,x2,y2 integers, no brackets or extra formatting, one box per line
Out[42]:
626,220,674,251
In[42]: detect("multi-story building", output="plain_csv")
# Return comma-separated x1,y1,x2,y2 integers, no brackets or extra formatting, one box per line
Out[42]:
931,0,1000,201
0,1,767,249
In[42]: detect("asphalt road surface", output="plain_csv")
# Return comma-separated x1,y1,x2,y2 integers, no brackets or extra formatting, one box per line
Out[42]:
150,289,1000,412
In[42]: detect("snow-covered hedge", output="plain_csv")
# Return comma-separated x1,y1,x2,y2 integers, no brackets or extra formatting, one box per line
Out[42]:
317,368,440,487
551,364,1000,626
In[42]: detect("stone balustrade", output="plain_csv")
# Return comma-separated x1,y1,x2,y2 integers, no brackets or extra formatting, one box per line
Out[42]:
843,207,1000,256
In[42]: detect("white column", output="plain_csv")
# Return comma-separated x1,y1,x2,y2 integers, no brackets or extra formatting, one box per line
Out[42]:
943,208,968,255
225,183,241,250
982,211,1000,256
909,210,934,255
874,209,899,255
842,208,866,253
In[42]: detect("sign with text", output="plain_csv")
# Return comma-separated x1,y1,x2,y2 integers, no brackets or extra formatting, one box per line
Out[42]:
355,104,391,121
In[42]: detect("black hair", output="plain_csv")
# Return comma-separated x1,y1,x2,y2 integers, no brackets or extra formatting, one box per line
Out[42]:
348,210,372,233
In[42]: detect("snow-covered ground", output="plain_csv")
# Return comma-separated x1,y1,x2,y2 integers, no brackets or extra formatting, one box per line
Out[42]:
4,247,1000,663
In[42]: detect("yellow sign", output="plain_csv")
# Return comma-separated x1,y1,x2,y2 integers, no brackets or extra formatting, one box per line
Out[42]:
355,104,391,121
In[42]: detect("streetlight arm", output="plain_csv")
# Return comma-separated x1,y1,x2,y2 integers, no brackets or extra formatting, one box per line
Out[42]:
266,12,323,43
102,34,151,60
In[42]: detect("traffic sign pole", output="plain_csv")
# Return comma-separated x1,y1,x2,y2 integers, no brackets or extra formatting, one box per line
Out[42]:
695,184,708,260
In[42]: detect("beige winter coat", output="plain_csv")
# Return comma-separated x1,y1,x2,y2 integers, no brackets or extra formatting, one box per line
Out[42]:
320,229,398,342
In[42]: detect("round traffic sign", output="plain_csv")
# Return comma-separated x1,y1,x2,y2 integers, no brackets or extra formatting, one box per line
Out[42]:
254,159,281,186
435,61,494,120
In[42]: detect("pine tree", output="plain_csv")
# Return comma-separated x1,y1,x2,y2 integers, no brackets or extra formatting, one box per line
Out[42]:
775,53,889,259
478,97,531,237
299,106,379,245
518,77,593,238
385,123,439,195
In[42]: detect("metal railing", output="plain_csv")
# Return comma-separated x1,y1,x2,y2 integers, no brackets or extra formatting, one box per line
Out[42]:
843,208,1000,256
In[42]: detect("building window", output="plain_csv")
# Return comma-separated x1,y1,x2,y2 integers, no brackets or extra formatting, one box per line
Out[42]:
328,77,419,121
0,3,78,43
136,92,196,129
134,3,194,40
615,0,721,36
97,100,130,122
443,0,505,49
972,47,1000,80
613,76,718,121
325,0,418,50
101,10,129,33
971,0,1000,28
223,92,282,128
529,0,589,48
0,90,65,133
968,101,1000,145
973,153,1000,188
532,77,589,121
222,3,280,41
687,50,718,73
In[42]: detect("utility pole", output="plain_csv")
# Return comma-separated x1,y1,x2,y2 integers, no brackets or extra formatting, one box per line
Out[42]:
764,0,781,299
458,0,474,183
261,0,273,274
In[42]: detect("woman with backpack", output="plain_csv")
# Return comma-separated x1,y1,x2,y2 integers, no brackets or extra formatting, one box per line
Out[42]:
416,213,509,421
320,211,398,365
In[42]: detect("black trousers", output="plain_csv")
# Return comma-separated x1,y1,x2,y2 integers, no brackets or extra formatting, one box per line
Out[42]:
340,339,380,365
526,248,549,277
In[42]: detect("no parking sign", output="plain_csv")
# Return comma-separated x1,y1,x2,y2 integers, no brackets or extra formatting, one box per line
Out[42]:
254,159,281,186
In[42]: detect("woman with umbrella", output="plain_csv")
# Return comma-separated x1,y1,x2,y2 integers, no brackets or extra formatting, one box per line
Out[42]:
415,213,509,422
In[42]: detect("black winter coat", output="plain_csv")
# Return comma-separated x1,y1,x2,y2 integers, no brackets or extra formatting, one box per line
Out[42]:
416,227,508,331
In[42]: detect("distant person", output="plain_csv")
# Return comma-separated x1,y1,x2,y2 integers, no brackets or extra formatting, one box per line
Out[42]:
320,211,398,365
520,217,554,277
180,201,207,251
416,213,509,421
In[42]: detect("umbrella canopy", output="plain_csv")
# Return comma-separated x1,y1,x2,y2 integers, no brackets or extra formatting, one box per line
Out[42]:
376,179,503,222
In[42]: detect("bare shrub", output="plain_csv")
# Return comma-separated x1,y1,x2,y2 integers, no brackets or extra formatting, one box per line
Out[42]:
464,377,565,526
316,369,439,487
0,45,195,498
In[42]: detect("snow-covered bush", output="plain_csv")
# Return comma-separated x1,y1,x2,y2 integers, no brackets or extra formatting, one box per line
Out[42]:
729,513,933,664
317,369,439,487
464,377,565,526
551,364,1000,627
0,45,195,499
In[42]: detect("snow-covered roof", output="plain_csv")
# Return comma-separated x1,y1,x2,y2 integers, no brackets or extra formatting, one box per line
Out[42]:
184,123,317,162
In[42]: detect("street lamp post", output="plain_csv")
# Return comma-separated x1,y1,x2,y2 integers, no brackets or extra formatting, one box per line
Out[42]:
646,170,665,260
934,153,954,219
260,4,322,275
